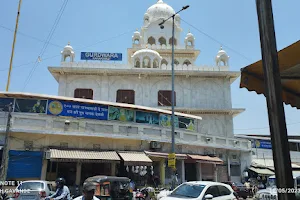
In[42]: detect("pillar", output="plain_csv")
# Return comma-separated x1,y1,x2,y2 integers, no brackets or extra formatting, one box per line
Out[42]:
40,160,48,180
111,162,116,176
196,162,202,181
181,160,185,183
214,164,217,182
160,159,165,186
227,153,231,181
75,162,82,185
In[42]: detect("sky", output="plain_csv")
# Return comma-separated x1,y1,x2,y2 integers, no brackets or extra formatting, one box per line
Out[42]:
0,0,299,136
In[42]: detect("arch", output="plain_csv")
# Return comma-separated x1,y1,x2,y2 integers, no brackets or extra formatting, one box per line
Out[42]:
158,37,166,45
134,38,140,44
188,41,193,46
161,59,168,66
183,59,191,65
143,56,151,68
135,58,141,68
64,55,71,62
153,58,159,68
169,37,177,46
148,37,155,45
174,59,179,65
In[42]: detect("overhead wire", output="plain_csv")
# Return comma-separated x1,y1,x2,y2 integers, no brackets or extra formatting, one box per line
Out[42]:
22,0,69,91
181,18,253,63
0,24,63,48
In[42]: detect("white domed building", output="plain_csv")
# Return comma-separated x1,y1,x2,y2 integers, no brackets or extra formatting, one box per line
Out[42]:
2,0,251,186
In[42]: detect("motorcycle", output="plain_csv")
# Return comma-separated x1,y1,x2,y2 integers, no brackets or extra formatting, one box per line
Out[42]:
135,188,149,200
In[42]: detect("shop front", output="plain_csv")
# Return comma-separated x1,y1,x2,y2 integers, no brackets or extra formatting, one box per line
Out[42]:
186,154,223,182
43,149,121,187
145,151,187,186
117,151,153,187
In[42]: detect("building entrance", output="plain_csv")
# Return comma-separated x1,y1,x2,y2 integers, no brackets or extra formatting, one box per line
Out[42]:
185,163,197,181
81,163,111,184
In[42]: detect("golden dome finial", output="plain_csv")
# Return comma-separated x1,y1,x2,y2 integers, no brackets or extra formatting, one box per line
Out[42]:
68,41,70,45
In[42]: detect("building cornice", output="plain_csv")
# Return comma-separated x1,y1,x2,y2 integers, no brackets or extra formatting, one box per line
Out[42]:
48,66,240,84
158,107,245,117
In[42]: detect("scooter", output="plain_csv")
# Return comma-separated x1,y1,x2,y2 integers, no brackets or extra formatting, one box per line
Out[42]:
135,188,149,200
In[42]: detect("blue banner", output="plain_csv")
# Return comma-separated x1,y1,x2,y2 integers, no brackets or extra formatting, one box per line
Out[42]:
81,52,122,61
47,100,108,120
252,139,272,149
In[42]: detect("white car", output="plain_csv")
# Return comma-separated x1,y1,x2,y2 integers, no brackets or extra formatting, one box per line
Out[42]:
12,180,55,200
160,181,238,200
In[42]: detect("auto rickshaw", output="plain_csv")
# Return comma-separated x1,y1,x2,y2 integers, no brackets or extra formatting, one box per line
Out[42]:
83,176,133,200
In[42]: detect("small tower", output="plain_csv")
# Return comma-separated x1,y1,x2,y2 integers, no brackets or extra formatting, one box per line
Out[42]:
185,30,195,49
215,46,229,66
61,42,75,62
132,29,142,47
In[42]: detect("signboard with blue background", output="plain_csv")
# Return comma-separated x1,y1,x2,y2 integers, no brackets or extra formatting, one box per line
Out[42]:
81,52,122,61
252,139,272,149
47,100,108,120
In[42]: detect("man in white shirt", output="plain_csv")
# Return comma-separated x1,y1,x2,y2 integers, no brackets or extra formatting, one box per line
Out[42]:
73,182,100,200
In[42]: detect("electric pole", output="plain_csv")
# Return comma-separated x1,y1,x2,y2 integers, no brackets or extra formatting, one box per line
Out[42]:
0,103,13,181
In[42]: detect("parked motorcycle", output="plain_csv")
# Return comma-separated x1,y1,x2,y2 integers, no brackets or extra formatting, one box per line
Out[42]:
135,188,149,200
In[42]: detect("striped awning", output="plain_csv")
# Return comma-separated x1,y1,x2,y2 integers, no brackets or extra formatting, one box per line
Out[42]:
118,151,152,166
48,149,120,163
144,151,188,160
188,154,223,164
249,167,274,175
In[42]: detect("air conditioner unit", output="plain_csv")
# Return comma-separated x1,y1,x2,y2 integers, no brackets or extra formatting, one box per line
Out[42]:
150,141,161,149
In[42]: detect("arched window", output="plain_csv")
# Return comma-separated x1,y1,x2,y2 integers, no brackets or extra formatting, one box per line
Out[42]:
153,59,159,68
117,90,135,104
158,37,166,45
148,37,155,45
161,59,168,66
188,41,192,46
174,59,179,65
135,59,140,68
134,39,140,44
169,37,177,46
183,59,191,65
143,56,151,68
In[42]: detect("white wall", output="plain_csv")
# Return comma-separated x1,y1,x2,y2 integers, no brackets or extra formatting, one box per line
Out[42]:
59,75,232,110
252,148,300,163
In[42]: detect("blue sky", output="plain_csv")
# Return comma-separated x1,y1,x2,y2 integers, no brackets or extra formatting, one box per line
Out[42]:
0,0,299,135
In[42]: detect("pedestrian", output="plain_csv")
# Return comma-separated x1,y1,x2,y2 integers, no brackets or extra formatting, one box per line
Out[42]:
73,182,100,200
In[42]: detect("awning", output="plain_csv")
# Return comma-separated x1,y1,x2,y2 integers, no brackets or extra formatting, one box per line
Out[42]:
144,151,188,160
118,151,152,166
249,167,274,175
240,40,300,109
251,159,300,169
48,149,120,163
187,154,223,164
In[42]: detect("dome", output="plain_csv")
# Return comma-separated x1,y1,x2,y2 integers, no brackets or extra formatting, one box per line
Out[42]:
133,29,140,36
63,42,74,51
186,31,194,38
146,0,175,22
217,46,227,54
132,48,161,58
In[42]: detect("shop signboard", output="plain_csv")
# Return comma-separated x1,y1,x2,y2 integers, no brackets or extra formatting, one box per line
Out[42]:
0,98,14,112
14,98,47,113
135,111,159,125
168,153,176,169
252,139,272,149
108,106,134,122
179,117,195,131
81,52,122,61
159,114,179,128
47,100,108,120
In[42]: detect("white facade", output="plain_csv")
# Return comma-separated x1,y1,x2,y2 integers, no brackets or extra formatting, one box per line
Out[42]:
47,0,250,182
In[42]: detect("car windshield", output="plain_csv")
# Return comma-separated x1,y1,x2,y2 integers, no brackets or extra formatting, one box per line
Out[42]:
170,184,205,198
18,182,44,190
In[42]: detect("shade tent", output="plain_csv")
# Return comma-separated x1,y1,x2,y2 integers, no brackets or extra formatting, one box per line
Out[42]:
240,40,300,109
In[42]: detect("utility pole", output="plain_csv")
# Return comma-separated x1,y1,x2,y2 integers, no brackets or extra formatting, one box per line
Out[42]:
0,103,13,181
159,5,189,190
256,0,295,199
6,0,22,91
